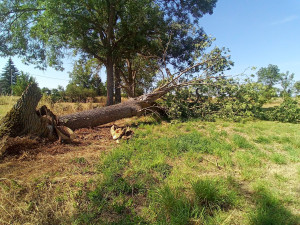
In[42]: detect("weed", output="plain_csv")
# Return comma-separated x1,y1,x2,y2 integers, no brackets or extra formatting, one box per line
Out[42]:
192,178,238,211
254,136,271,144
72,157,88,164
274,173,289,182
151,186,192,225
233,134,254,149
271,153,287,165
283,145,300,162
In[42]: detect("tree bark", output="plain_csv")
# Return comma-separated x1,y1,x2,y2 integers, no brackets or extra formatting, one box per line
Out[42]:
0,83,50,139
114,66,121,104
58,86,172,130
106,57,114,106
105,1,116,106
0,83,56,157
58,100,149,130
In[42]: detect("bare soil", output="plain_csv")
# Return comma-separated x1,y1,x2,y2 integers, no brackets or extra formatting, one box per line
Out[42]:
0,122,121,181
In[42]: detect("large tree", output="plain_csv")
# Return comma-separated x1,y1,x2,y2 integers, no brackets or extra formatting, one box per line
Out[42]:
0,0,218,105
0,58,19,95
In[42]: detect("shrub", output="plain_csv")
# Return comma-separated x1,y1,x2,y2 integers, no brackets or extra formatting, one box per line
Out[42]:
259,97,300,123
65,83,97,102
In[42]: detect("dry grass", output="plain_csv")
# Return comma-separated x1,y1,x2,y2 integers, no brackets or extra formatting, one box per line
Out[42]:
0,95,109,119
0,95,130,119
0,124,118,225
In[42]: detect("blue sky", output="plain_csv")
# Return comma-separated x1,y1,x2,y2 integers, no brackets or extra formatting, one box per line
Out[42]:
200,0,300,80
0,0,299,89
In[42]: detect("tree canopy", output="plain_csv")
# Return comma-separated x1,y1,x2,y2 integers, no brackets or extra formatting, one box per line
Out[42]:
68,58,106,96
0,0,218,105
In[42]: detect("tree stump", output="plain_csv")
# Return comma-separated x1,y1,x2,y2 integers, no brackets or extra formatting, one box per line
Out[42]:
0,84,56,157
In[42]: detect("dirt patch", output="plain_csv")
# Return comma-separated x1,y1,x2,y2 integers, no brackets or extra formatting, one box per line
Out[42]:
0,123,120,181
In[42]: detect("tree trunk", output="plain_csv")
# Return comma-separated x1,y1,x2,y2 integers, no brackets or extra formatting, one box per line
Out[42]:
106,57,114,106
106,1,116,106
114,66,121,104
58,100,149,130
58,86,172,130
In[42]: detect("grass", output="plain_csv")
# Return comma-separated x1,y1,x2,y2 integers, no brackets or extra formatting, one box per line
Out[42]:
249,184,299,225
0,96,299,224
68,119,299,224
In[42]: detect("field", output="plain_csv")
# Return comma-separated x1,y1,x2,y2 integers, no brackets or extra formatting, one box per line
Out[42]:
0,98,299,224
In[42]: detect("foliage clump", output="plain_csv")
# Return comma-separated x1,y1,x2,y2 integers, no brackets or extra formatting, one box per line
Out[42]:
258,97,300,123
161,76,299,123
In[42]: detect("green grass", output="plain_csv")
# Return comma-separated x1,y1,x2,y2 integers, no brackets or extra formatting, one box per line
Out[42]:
233,134,254,149
249,184,299,225
72,119,300,224
1,118,299,224
271,153,288,165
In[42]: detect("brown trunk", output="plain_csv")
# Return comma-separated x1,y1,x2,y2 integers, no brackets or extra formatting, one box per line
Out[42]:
106,1,116,106
59,100,150,130
126,59,135,97
114,66,121,104
106,58,114,106
58,85,173,130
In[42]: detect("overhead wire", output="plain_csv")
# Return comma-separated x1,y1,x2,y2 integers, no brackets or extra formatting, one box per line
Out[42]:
30,73,70,81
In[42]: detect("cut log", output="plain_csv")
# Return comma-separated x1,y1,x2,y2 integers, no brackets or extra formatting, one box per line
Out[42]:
58,85,173,130
58,100,151,130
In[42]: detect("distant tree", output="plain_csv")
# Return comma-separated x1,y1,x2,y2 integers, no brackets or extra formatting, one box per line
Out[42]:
119,57,158,97
280,71,294,97
68,59,106,96
12,71,36,96
294,81,300,96
41,87,51,95
0,58,19,94
50,86,65,102
257,64,282,89
65,83,97,102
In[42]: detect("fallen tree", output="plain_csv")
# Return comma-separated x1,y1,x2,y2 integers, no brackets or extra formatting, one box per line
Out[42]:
0,47,232,157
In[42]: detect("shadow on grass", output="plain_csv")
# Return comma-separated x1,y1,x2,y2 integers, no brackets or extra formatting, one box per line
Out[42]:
250,186,299,225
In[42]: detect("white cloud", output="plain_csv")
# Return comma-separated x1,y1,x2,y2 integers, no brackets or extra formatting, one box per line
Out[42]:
271,15,299,25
